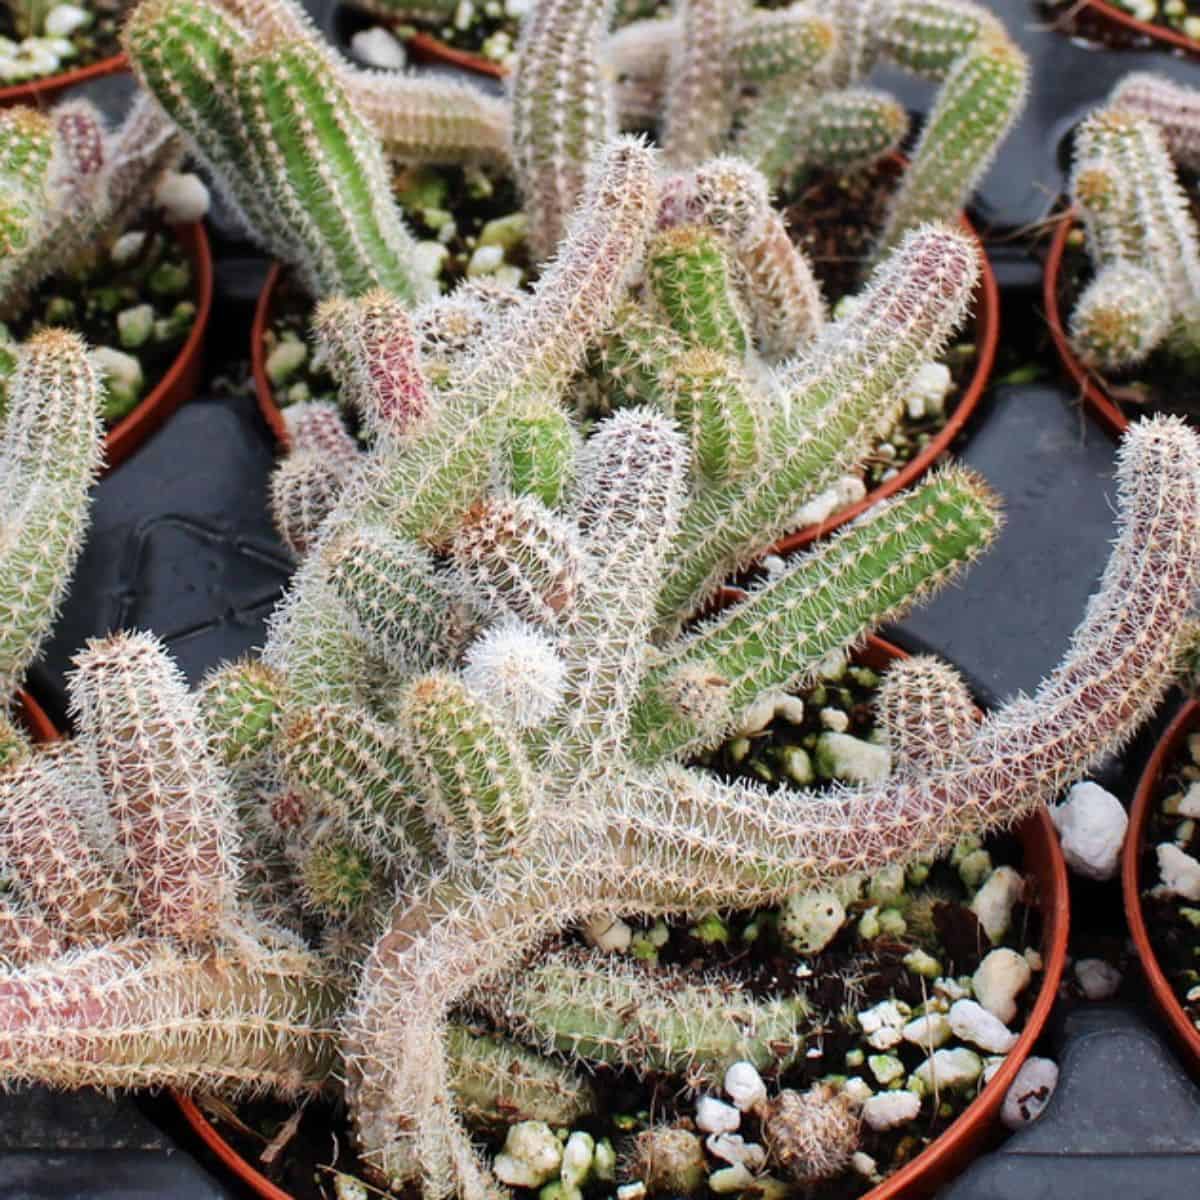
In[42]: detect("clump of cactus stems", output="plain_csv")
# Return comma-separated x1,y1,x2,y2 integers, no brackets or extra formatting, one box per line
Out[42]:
600,0,1028,257
4,77,1200,1197
0,96,183,322
1067,74,1200,374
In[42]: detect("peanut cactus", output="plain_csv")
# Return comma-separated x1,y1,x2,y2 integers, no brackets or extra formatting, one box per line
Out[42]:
1068,82,1200,372
0,330,105,702
0,97,183,319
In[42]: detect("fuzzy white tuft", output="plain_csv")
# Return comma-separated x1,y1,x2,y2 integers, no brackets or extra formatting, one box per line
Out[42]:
463,622,568,729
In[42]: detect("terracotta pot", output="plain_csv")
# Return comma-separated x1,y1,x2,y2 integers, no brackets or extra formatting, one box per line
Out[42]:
1078,0,1200,55
0,54,127,109
405,29,507,79
103,220,214,471
251,216,999,525
1042,209,1131,440
14,689,57,743
1123,697,1200,1073
171,634,1069,1200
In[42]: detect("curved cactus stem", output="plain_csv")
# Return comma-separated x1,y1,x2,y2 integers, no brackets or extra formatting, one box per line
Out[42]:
480,949,813,1084
632,466,1001,762
510,0,616,260
877,0,1002,78
199,660,285,767
0,331,103,699
68,633,241,946
661,0,738,167
1111,72,1200,172
656,224,980,627
876,31,1028,255
1070,263,1173,371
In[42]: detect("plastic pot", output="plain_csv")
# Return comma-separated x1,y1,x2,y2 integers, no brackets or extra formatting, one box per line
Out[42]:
1042,209,1130,439
1076,0,1200,56
0,54,127,109
1123,697,1200,1074
171,634,1069,1200
104,220,214,471
251,217,999,524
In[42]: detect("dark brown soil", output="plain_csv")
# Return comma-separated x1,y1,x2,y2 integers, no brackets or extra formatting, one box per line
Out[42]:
5,213,197,426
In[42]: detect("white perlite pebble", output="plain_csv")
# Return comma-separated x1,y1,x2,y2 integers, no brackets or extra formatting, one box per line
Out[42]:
859,999,907,1050
154,172,210,223
1156,843,1200,901
819,706,850,732
709,1163,755,1194
842,1077,873,1106
695,1096,740,1134
791,475,866,529
1177,782,1200,818
350,25,407,68
724,1061,766,1112
1050,781,1127,881
816,732,891,784
862,1090,922,1131
850,1152,878,1179
1001,1057,1058,1129
561,1131,594,1190
912,1047,983,1091
44,4,90,36
705,1134,766,1171
780,889,845,955
1074,958,1121,1001
949,999,1017,1054
467,244,505,276
110,230,146,266
904,361,953,420
902,1012,952,1050
973,948,1032,1025
970,866,1024,943
582,916,632,954
492,1122,563,1188
616,1184,646,1200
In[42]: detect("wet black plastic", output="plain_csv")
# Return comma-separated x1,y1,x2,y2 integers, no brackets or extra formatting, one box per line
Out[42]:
13,4,1200,1195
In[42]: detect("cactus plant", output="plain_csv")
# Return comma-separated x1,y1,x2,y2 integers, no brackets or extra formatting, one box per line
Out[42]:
1066,80,1200,374
0,96,182,320
3,113,1200,1197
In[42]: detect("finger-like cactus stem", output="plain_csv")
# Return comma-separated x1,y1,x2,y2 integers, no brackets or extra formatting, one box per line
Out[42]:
877,31,1029,254
481,950,813,1084
593,303,687,409
646,225,749,357
0,747,130,941
280,704,434,868
657,224,980,625
728,6,835,84
633,466,1001,761
271,449,356,559
313,293,431,442
0,935,338,1094
324,525,469,672
0,331,104,700
661,348,758,482
510,0,616,260
501,402,577,509
1070,264,1173,371
1111,72,1200,172
447,1023,597,1130
399,672,533,866
452,496,584,627
198,660,285,767
874,654,976,773
661,0,739,167
68,632,240,945
877,0,1003,79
